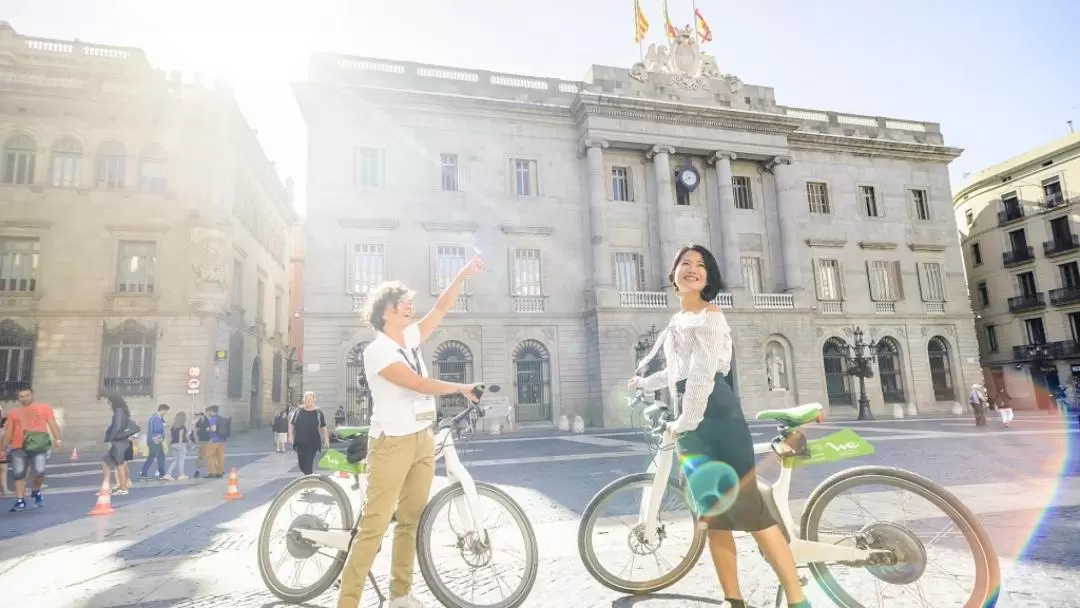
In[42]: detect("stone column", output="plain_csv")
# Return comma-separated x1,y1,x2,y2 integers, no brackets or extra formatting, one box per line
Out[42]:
710,151,742,289
769,155,803,293
647,145,676,285
584,138,612,289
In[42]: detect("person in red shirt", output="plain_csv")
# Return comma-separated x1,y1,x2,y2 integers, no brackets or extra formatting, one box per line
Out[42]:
0,388,62,511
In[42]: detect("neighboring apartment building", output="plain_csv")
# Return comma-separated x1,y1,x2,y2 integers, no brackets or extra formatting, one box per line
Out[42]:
954,132,1080,410
294,43,980,428
286,217,305,405
0,23,296,443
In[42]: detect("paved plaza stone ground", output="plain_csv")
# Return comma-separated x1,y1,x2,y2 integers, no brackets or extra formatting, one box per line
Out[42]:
2,412,1079,607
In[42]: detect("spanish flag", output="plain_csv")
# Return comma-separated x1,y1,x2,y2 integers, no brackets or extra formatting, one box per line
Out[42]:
695,8,713,43
633,0,650,43
662,0,676,40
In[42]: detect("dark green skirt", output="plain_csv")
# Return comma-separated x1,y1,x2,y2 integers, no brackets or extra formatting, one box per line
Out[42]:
676,373,777,532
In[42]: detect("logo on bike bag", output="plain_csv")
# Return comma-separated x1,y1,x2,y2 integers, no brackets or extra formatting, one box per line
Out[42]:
794,428,875,468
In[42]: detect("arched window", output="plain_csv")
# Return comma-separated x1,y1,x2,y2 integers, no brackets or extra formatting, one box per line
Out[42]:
927,336,955,401
876,337,906,403
49,138,82,187
96,140,126,189
513,339,552,422
823,337,853,406
138,143,168,193
345,341,372,425
0,319,35,402
3,133,36,185
227,330,245,398
433,340,474,414
100,319,156,397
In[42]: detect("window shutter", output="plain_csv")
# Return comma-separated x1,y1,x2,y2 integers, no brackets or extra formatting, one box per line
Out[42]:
838,261,848,300
635,253,646,291
812,259,825,300
941,266,949,301
916,262,928,302
429,244,439,295
866,261,880,301
383,244,392,286
892,261,905,301
507,247,518,295
344,244,354,294
539,249,546,295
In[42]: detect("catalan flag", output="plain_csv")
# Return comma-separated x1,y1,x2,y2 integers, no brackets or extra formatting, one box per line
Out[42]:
633,0,650,43
662,0,676,40
695,8,712,43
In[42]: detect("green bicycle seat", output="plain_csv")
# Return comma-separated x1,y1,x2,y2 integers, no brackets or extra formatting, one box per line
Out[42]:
755,403,824,427
335,425,371,439
319,448,368,475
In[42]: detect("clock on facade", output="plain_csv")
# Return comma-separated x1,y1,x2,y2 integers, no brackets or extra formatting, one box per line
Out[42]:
675,167,701,193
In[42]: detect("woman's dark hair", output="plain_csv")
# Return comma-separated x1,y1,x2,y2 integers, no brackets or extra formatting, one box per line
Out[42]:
362,280,414,331
105,392,131,417
668,243,726,302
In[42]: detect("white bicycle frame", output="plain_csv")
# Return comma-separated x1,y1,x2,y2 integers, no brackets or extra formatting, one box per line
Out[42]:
638,401,875,565
297,425,482,553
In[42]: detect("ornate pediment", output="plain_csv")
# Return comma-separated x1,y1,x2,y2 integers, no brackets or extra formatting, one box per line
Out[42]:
628,25,742,94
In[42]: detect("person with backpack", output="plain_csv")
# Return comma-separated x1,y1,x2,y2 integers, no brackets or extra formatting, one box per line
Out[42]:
289,391,329,475
164,412,194,480
205,405,229,478
140,404,171,481
271,405,292,453
193,411,211,477
101,392,138,495
0,387,62,512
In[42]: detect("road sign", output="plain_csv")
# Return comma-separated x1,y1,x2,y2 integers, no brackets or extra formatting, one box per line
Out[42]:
187,378,201,390
187,389,199,395
188,366,201,378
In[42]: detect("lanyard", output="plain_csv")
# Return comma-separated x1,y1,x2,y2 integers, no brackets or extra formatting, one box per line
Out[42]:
398,347,425,377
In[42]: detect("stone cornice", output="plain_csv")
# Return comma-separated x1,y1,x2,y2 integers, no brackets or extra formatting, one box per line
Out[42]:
422,221,478,233
0,219,53,230
908,243,948,252
790,131,963,163
105,222,170,234
500,225,554,236
337,218,399,230
805,238,847,248
573,92,805,137
858,241,898,250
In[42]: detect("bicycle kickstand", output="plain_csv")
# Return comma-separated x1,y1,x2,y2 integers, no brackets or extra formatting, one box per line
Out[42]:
368,571,386,604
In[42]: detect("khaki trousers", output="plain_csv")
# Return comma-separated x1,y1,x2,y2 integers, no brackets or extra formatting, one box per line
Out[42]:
337,428,435,607
205,443,226,476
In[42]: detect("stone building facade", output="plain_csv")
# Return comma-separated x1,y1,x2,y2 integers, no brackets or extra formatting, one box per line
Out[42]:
953,132,1080,410
0,24,297,444
294,39,980,428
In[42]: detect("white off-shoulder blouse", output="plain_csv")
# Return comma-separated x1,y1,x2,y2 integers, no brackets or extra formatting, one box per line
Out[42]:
635,309,734,434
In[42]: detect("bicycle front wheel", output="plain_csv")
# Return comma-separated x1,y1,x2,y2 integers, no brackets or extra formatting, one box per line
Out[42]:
801,466,1000,608
577,472,707,595
417,481,538,608
257,474,354,603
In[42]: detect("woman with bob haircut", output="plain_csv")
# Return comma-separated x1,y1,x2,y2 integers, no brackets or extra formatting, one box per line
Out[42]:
630,243,809,608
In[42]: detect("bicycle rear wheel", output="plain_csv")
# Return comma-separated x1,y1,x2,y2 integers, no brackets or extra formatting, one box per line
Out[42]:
577,472,707,595
257,475,354,603
801,466,1000,608
417,481,538,608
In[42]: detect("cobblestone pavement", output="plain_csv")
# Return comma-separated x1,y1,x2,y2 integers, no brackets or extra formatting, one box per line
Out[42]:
2,415,1079,607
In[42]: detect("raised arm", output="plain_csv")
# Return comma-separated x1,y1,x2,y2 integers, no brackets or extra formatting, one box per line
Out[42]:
418,255,485,343
673,310,733,434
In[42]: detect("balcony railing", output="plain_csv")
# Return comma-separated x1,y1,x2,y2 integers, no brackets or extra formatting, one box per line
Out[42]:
997,207,1025,226
1043,234,1080,257
711,293,734,308
875,301,896,314
450,295,470,313
1007,292,1046,313
513,295,546,313
619,291,668,309
752,293,795,309
102,376,154,397
924,301,946,315
1002,246,1035,267
1043,193,1066,210
1049,286,1080,307
1013,340,1080,361
820,300,845,314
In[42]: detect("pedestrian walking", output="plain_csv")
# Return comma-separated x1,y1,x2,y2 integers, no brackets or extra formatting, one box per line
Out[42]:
336,254,487,608
0,387,62,512
204,406,228,478
140,404,170,481
193,412,210,477
101,392,137,495
969,384,988,427
272,405,292,453
628,244,809,608
997,386,1014,427
289,392,329,475
164,412,193,480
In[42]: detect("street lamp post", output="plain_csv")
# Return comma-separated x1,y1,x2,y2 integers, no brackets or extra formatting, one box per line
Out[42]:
844,326,879,421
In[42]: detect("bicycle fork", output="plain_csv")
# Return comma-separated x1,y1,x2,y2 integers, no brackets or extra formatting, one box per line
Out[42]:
638,442,676,537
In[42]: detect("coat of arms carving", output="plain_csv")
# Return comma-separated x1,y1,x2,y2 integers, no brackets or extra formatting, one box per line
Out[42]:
629,25,743,94
189,227,228,292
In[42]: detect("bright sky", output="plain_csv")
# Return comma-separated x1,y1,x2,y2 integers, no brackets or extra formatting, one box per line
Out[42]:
6,0,1079,215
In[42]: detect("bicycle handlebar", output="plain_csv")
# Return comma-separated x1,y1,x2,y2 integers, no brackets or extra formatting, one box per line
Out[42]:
446,383,500,428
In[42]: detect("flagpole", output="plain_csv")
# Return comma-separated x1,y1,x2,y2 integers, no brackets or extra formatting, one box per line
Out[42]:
691,0,699,41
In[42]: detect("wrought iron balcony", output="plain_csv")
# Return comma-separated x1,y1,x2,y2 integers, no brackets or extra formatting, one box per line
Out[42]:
1007,292,1045,313
1013,340,1080,361
1002,246,1035,267
1043,193,1067,210
997,207,1025,226
1043,234,1080,258
1050,286,1080,307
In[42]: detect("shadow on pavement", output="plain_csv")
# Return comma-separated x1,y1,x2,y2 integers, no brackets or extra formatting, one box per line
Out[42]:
611,592,728,607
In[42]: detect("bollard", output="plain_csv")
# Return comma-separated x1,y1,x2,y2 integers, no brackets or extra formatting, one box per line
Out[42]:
951,402,964,416
906,403,918,417
891,403,904,419
557,415,570,432
572,416,585,434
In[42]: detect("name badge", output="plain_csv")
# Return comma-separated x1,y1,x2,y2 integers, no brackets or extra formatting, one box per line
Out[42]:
413,396,437,422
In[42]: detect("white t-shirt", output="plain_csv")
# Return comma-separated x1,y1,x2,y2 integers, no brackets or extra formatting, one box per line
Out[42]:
364,323,435,438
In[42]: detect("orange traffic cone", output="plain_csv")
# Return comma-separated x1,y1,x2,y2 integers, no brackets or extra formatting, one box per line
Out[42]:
70,447,79,462
224,467,242,500
88,480,115,516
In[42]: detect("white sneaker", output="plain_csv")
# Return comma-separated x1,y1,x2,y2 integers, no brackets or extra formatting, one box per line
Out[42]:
388,594,428,608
